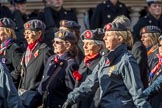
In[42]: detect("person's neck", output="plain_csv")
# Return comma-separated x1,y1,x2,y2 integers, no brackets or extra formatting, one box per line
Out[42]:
52,6,62,11
110,0,117,5
153,15,160,20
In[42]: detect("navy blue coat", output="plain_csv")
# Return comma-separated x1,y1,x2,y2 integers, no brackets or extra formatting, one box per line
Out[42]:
90,0,129,29
38,52,79,108
133,13,162,40
66,44,151,108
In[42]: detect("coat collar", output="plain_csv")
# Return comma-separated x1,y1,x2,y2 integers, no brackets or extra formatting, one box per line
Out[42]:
105,44,127,66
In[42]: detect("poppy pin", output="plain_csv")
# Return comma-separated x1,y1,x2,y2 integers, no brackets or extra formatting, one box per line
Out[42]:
73,70,82,81
34,50,39,58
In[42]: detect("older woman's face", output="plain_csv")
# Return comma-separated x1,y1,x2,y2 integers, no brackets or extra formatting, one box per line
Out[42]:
0,27,8,43
83,40,101,56
159,40,162,56
53,38,67,55
103,31,122,51
141,33,152,48
24,30,41,44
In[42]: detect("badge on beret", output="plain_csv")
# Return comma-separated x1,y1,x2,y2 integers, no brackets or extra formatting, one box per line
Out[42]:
61,20,66,26
0,22,3,27
85,30,92,38
105,24,112,31
25,23,30,29
142,28,146,33
58,32,63,37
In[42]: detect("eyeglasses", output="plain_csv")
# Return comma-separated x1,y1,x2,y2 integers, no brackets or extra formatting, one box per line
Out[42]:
53,40,65,44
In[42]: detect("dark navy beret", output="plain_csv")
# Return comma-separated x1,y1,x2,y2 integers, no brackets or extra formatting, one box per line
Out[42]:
80,28,104,41
0,17,16,29
104,16,130,31
59,20,81,31
55,30,76,43
24,19,46,31
146,0,161,4
140,25,161,35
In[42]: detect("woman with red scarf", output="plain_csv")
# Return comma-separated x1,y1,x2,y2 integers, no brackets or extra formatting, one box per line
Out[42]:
142,35,162,108
71,28,105,108
11,19,53,107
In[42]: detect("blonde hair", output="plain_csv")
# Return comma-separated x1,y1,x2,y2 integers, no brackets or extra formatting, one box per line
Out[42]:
112,15,131,30
147,32,160,46
0,27,16,39
115,30,134,49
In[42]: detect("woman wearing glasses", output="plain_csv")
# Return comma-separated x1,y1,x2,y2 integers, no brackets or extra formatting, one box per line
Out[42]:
38,29,79,108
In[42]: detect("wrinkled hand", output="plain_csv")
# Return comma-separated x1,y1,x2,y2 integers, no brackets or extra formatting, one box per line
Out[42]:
62,101,71,108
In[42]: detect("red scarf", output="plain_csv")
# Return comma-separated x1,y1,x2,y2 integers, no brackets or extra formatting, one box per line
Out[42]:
84,53,99,63
28,38,42,50
149,54,162,78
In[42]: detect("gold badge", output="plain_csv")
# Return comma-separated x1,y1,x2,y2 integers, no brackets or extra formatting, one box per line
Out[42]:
108,65,115,76
58,32,63,37
61,20,66,26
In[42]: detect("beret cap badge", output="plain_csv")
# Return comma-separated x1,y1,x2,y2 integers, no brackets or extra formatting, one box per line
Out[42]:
61,20,66,26
25,23,30,29
105,24,112,31
85,30,92,38
58,32,63,37
142,28,147,33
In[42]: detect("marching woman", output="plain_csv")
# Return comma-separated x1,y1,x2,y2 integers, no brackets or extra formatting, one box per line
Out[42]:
0,17,23,73
142,35,162,108
72,28,105,108
38,29,79,108
62,15,151,108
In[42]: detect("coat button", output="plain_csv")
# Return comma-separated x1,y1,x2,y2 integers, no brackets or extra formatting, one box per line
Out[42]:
107,15,111,19
149,20,152,24
58,104,61,107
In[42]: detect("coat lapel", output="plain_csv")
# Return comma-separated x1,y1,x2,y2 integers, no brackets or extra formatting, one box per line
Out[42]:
26,43,41,67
